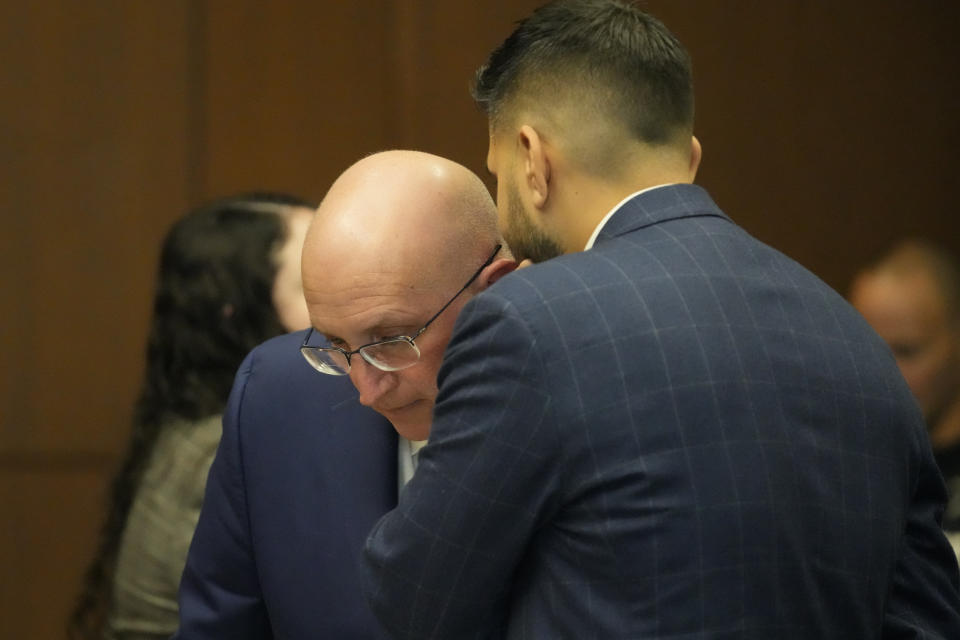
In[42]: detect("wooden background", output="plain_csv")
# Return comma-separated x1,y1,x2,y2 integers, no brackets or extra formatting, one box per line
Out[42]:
2,2,958,637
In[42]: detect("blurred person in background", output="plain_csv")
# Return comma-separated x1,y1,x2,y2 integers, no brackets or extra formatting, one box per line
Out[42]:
850,239,960,553
68,193,314,640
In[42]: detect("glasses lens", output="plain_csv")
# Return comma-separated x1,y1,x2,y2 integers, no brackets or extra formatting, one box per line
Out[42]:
360,338,420,371
300,347,350,376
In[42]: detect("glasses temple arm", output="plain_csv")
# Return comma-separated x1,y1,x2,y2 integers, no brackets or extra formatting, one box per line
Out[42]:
415,243,502,336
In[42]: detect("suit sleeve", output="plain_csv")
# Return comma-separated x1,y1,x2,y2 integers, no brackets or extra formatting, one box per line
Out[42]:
173,351,272,639
361,293,562,639
883,438,960,638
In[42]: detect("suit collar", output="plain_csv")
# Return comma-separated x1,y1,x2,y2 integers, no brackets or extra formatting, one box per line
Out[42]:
592,183,730,247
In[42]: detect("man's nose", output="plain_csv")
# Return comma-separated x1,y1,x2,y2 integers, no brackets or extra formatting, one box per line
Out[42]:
349,358,396,407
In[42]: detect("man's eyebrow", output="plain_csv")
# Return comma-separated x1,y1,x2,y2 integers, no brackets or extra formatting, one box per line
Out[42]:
369,320,418,339
319,333,344,346
322,317,418,347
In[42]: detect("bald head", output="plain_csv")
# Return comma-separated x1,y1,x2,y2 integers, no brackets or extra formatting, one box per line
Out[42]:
304,150,501,290
850,240,960,436
301,150,514,441
865,241,959,318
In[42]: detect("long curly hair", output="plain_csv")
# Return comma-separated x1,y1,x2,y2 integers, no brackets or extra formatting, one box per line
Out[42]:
68,192,314,639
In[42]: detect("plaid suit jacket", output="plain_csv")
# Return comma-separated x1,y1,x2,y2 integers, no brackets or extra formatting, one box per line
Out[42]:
362,184,960,639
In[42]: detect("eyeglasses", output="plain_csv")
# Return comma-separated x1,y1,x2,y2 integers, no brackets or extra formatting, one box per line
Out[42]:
300,244,502,376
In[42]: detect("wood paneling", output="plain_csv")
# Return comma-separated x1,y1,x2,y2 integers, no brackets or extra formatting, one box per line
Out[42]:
645,1,960,290
0,465,112,639
1,2,193,637
198,1,543,202
200,0,397,201
1,2,958,638
1,1,195,455
385,1,544,176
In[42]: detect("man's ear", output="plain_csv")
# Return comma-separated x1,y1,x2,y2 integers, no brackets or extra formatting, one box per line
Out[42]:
519,125,550,209
479,257,519,288
688,135,702,181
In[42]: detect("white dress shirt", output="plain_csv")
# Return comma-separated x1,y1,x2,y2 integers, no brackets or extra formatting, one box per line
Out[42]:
398,437,427,491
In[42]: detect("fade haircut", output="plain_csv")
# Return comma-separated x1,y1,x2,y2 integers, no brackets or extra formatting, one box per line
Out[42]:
472,0,694,147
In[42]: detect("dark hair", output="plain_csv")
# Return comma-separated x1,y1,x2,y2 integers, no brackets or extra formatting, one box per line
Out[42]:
472,0,694,145
68,192,314,639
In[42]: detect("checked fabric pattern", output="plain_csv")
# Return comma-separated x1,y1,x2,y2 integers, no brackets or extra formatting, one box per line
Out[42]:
362,184,960,639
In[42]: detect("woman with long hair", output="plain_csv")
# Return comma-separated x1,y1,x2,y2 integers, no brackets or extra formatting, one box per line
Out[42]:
68,193,315,639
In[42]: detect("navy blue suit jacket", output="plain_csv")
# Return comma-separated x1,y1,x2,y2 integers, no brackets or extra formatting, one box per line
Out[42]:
362,184,960,638
175,330,396,639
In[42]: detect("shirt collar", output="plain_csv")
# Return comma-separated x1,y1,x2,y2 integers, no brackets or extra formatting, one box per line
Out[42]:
398,438,428,491
584,184,675,250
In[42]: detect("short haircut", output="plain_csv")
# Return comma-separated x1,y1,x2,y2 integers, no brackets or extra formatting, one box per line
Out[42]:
472,0,694,146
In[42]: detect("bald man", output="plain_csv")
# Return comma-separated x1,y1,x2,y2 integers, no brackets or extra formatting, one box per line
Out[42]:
299,150,516,445
360,2,960,638
174,152,513,639
851,240,960,551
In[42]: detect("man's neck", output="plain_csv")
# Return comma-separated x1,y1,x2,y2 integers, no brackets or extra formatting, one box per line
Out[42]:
557,175,689,253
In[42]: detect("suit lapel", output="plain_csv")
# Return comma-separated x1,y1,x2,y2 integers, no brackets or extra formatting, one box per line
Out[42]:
325,396,398,552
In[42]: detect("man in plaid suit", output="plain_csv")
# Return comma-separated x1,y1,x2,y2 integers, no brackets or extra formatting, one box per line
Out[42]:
360,1,960,638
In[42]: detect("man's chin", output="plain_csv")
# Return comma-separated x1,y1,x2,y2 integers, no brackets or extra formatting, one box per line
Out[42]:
379,401,432,441
390,420,431,442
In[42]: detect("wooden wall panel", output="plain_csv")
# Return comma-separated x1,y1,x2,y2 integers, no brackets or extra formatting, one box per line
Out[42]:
200,0,397,202
1,2,194,637
387,1,544,177
2,2,958,638
645,1,960,291
1,1,195,455
198,1,544,203
0,466,108,639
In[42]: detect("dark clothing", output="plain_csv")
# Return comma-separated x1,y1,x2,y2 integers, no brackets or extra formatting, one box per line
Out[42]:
936,444,960,535
363,184,960,639
175,330,397,639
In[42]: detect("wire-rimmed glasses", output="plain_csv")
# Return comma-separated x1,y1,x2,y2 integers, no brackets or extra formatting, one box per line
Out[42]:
300,244,501,376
